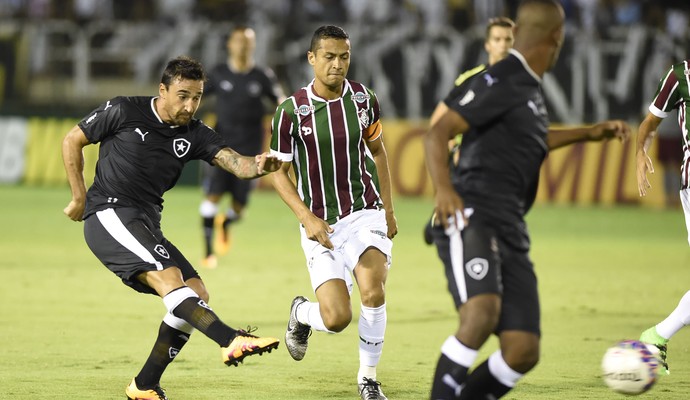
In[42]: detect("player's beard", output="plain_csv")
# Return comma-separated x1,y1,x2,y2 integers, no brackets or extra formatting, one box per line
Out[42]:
175,112,192,126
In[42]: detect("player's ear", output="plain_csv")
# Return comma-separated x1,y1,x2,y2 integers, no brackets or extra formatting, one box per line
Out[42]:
307,51,316,66
158,83,167,98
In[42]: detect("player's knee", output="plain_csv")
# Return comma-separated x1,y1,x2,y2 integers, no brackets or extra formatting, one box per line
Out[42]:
359,285,385,308
321,307,352,332
504,348,539,374
501,334,540,373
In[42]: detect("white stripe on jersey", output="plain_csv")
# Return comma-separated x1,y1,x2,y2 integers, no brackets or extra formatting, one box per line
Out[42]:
95,208,164,270
326,101,343,217
447,220,468,303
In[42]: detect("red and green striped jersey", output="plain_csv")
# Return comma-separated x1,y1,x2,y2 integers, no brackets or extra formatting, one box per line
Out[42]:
649,60,690,188
270,79,383,224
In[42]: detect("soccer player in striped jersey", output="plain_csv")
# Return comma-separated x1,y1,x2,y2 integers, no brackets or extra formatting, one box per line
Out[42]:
637,59,690,375
424,16,515,245
62,56,281,399
425,1,630,398
270,25,397,400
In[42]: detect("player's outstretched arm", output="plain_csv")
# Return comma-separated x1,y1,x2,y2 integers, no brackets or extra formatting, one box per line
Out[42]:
213,148,282,179
547,120,631,150
62,125,91,221
636,113,663,197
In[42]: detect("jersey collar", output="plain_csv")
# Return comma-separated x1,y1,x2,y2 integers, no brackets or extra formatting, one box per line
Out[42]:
151,96,180,128
307,79,352,102
509,49,542,84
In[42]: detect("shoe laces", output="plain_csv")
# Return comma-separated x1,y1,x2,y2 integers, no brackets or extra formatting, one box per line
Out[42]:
360,378,383,400
294,323,312,343
152,385,168,400
236,325,259,338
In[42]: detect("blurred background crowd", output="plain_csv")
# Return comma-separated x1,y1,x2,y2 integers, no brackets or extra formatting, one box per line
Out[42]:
0,0,688,122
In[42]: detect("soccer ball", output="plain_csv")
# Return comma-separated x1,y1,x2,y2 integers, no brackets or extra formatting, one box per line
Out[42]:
601,340,659,395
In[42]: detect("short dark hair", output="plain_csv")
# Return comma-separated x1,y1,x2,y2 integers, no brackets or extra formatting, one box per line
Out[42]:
309,25,349,53
485,17,515,40
160,56,205,87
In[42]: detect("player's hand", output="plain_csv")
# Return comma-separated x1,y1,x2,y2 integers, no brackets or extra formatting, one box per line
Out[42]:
434,185,465,231
255,153,283,175
63,199,85,221
636,150,655,197
591,120,631,142
385,210,398,239
302,213,334,250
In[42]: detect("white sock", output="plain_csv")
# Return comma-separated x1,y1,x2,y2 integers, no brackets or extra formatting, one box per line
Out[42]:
656,290,690,339
441,335,478,368
488,351,523,388
358,304,386,383
295,300,333,333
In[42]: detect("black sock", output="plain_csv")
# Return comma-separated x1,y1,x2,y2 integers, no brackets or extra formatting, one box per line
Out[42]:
430,353,469,400
172,297,236,347
202,217,214,256
135,322,190,389
458,360,512,400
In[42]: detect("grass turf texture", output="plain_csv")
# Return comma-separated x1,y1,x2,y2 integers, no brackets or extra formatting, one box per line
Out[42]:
1,184,689,399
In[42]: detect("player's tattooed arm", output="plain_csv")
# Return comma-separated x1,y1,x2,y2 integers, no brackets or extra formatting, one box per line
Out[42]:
212,147,283,179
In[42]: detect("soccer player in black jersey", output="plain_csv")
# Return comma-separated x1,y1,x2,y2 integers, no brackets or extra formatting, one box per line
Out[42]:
199,25,285,268
424,1,631,398
62,56,282,400
423,17,515,245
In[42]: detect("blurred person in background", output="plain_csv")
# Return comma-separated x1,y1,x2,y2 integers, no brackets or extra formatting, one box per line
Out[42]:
270,25,397,400
423,16,515,245
62,56,281,400
637,58,690,375
425,1,630,398
199,25,284,268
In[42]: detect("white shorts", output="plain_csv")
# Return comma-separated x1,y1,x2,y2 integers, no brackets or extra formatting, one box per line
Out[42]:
680,189,690,246
300,209,393,293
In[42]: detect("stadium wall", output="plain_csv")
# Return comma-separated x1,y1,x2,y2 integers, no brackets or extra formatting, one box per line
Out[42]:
0,116,667,208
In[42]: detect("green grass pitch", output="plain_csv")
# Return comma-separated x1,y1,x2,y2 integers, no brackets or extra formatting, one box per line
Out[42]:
1,184,689,399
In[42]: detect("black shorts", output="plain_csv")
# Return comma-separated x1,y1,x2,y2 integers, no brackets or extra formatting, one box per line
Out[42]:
83,207,200,295
202,163,256,206
431,217,540,335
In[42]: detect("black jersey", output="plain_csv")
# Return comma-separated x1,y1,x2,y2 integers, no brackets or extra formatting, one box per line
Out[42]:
448,50,549,225
206,64,281,155
79,96,226,220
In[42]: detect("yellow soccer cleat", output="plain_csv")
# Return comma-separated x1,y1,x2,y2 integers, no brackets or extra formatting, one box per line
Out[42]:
125,378,168,400
222,329,279,367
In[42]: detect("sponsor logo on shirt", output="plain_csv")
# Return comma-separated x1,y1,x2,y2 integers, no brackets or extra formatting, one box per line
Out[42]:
483,74,498,87
352,91,370,103
458,90,475,106
154,244,170,259
104,100,112,110
173,138,191,158
465,257,489,280
294,104,315,116
135,127,149,142
220,80,233,91
85,113,97,124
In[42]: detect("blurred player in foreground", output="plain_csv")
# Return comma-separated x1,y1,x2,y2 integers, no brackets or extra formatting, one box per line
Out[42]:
637,58,690,375
425,1,631,398
424,16,515,245
62,56,281,399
